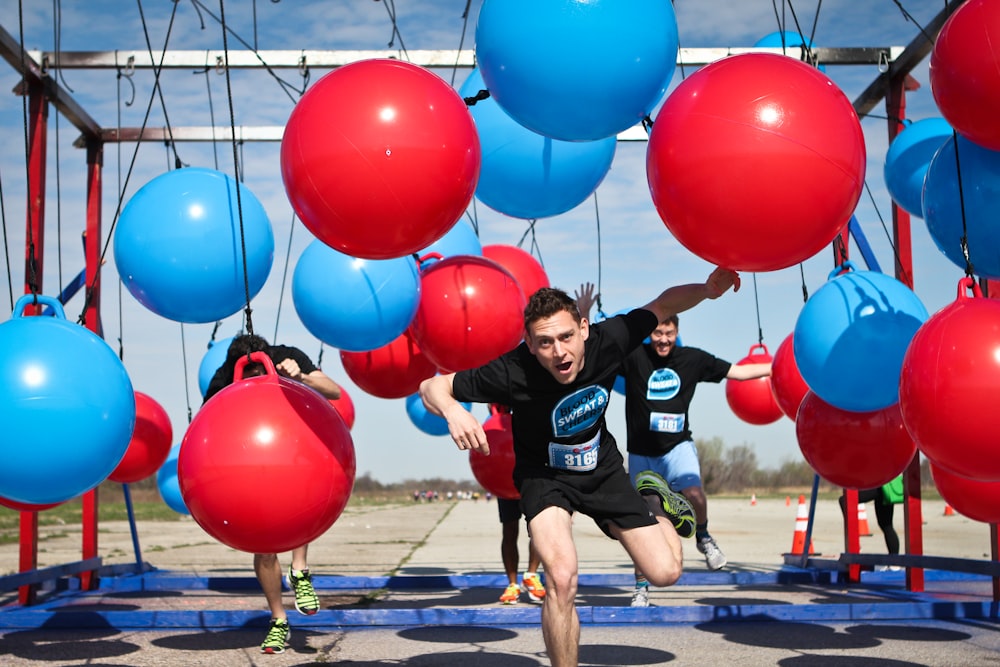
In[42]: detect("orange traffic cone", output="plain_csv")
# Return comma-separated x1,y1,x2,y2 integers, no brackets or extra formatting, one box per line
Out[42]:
790,494,815,555
857,503,873,536
944,504,955,516
785,495,791,507
750,493,757,506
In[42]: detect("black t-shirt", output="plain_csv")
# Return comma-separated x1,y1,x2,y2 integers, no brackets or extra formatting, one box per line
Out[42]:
621,344,731,456
453,309,657,478
204,344,318,401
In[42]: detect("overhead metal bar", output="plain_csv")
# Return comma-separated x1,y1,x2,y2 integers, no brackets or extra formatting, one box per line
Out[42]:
852,0,965,118
81,124,651,147
0,26,100,139
35,46,902,71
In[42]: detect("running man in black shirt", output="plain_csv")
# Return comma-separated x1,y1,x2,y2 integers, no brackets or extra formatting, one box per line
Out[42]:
419,268,740,667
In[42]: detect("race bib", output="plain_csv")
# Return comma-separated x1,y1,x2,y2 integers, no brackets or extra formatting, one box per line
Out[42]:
548,432,600,472
649,411,684,433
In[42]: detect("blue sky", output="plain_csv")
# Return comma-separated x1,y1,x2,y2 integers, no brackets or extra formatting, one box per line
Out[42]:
0,1,960,484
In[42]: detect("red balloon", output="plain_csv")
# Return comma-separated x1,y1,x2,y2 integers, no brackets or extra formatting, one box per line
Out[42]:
179,353,355,554
770,332,810,421
340,328,437,399
931,463,1000,524
329,386,356,430
900,279,1000,481
795,391,916,489
647,53,865,272
470,406,519,499
930,0,1000,151
481,244,550,300
281,59,480,259
108,392,173,484
411,255,527,372
725,343,782,425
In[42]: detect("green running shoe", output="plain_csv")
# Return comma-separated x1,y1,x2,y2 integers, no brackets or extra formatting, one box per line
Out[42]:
635,470,696,539
260,617,290,654
288,567,320,615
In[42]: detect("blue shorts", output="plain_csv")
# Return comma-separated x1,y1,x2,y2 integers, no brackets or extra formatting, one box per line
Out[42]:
628,440,702,492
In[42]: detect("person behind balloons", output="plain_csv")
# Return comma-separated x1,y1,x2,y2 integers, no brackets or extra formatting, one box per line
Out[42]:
575,283,770,603
204,333,342,654
420,267,740,667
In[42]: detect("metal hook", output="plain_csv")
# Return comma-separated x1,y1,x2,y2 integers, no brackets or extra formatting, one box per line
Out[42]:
215,54,226,75
878,51,890,74
298,53,308,78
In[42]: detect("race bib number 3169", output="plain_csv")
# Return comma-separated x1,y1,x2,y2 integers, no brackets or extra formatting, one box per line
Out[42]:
547,432,600,472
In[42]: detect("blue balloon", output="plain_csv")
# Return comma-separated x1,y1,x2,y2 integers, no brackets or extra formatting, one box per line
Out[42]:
460,69,616,219
476,0,677,141
417,219,482,263
157,443,189,515
406,392,471,436
753,31,826,72
114,167,275,323
198,335,235,397
293,239,421,352
923,133,1000,279
884,117,952,218
793,263,928,412
0,295,136,504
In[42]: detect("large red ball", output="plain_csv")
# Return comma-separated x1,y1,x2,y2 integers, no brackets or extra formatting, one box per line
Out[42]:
179,354,355,554
795,391,916,489
725,343,782,425
281,59,481,259
108,392,173,484
770,332,810,421
929,0,1000,151
481,244,550,300
340,328,437,399
470,406,518,499
647,53,865,271
411,255,527,372
899,279,1000,481
931,463,1000,524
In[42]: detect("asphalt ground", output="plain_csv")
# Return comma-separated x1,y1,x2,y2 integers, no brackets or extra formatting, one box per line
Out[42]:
1,496,998,666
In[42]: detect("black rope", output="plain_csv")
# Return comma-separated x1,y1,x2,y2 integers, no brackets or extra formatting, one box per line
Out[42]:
190,0,307,103
751,273,764,346
798,263,809,303
951,131,975,278
52,0,74,92
0,128,11,309
54,96,64,294
891,0,939,46
593,191,604,316
179,323,194,423
137,0,186,169
196,61,220,170
75,0,183,325
464,89,490,106
450,0,473,87
379,0,410,58
18,0,39,302
218,0,255,337
273,212,297,343
862,179,912,286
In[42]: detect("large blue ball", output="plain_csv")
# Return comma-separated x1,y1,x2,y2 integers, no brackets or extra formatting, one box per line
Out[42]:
0,295,136,504
460,69,616,219
157,443,189,515
198,335,235,397
884,117,952,218
475,0,677,141
405,392,471,437
292,239,421,352
793,264,928,412
923,132,1000,279
114,167,275,323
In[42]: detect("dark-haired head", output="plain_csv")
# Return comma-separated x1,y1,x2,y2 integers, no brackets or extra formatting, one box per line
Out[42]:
523,287,582,330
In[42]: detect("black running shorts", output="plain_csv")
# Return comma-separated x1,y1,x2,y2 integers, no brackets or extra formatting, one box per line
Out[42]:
517,461,656,539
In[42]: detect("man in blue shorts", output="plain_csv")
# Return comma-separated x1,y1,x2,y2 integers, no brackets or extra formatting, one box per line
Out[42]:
419,267,740,667
620,314,771,605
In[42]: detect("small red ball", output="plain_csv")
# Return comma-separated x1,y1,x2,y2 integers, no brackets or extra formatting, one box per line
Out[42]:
470,406,518,499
